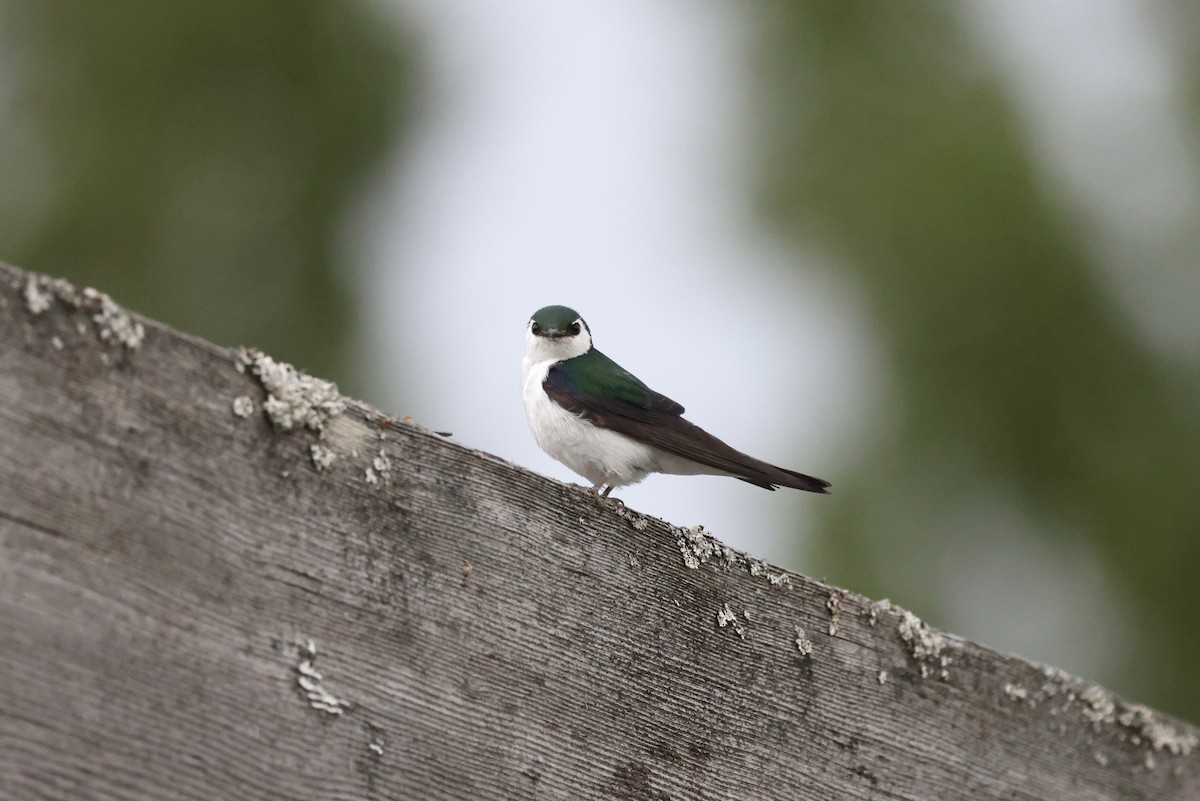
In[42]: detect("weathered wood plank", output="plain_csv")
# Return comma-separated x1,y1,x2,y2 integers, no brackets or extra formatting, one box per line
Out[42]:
0,261,1196,800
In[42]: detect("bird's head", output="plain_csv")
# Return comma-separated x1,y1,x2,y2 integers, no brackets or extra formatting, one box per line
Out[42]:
525,305,592,362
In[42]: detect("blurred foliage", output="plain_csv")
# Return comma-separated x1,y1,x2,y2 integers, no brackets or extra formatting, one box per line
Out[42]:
752,2,1200,721
0,0,414,385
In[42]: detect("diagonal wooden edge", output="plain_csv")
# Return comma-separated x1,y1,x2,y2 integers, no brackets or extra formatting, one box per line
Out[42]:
1,260,1196,800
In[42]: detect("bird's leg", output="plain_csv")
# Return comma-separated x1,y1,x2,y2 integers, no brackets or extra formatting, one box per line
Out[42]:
599,485,626,508
586,482,605,496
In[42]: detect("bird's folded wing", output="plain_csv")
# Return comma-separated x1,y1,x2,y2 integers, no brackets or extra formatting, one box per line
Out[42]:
544,362,829,493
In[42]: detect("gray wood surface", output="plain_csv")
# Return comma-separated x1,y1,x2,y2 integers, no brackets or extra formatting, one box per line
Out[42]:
1,260,1196,801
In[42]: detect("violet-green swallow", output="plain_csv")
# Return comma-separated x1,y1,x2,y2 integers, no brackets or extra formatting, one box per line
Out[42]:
521,305,830,498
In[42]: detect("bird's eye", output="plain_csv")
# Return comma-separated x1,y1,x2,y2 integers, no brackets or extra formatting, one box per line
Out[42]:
569,322,581,336
531,322,541,335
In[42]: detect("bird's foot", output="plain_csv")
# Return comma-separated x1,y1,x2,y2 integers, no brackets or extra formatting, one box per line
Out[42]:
585,483,624,508
599,485,624,508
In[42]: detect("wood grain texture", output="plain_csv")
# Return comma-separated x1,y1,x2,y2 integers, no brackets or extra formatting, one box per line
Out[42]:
0,260,1196,801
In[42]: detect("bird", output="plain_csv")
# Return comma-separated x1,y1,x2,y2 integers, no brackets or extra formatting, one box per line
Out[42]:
521,304,830,499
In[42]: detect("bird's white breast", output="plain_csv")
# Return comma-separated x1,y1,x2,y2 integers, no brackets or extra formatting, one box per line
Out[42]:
521,356,659,488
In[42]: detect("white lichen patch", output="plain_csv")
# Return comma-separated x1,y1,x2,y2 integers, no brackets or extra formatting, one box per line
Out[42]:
897,610,945,661
49,277,81,305
82,287,145,349
864,598,893,627
716,603,746,639
878,670,889,685
827,590,845,636
676,524,722,569
1079,684,1115,727
1117,703,1198,757
309,444,336,471
24,275,52,314
1029,664,1198,763
237,348,345,432
231,396,255,418
794,626,814,658
896,609,953,680
673,524,794,589
767,571,791,588
1004,683,1029,703
21,274,144,349
295,638,349,716
365,450,391,486
372,450,391,480
616,506,650,531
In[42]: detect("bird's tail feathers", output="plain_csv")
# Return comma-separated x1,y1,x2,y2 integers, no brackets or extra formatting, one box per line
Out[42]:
737,464,830,494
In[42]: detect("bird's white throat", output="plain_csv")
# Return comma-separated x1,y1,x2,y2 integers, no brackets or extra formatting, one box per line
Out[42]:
523,324,592,364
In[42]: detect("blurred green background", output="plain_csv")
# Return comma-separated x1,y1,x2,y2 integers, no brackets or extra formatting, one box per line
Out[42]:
0,0,414,382
1,0,1197,724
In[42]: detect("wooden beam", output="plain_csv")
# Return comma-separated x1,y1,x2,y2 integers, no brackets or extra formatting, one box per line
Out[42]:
1,261,1196,800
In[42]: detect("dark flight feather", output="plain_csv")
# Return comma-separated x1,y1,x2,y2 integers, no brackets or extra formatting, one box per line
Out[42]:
544,352,830,494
